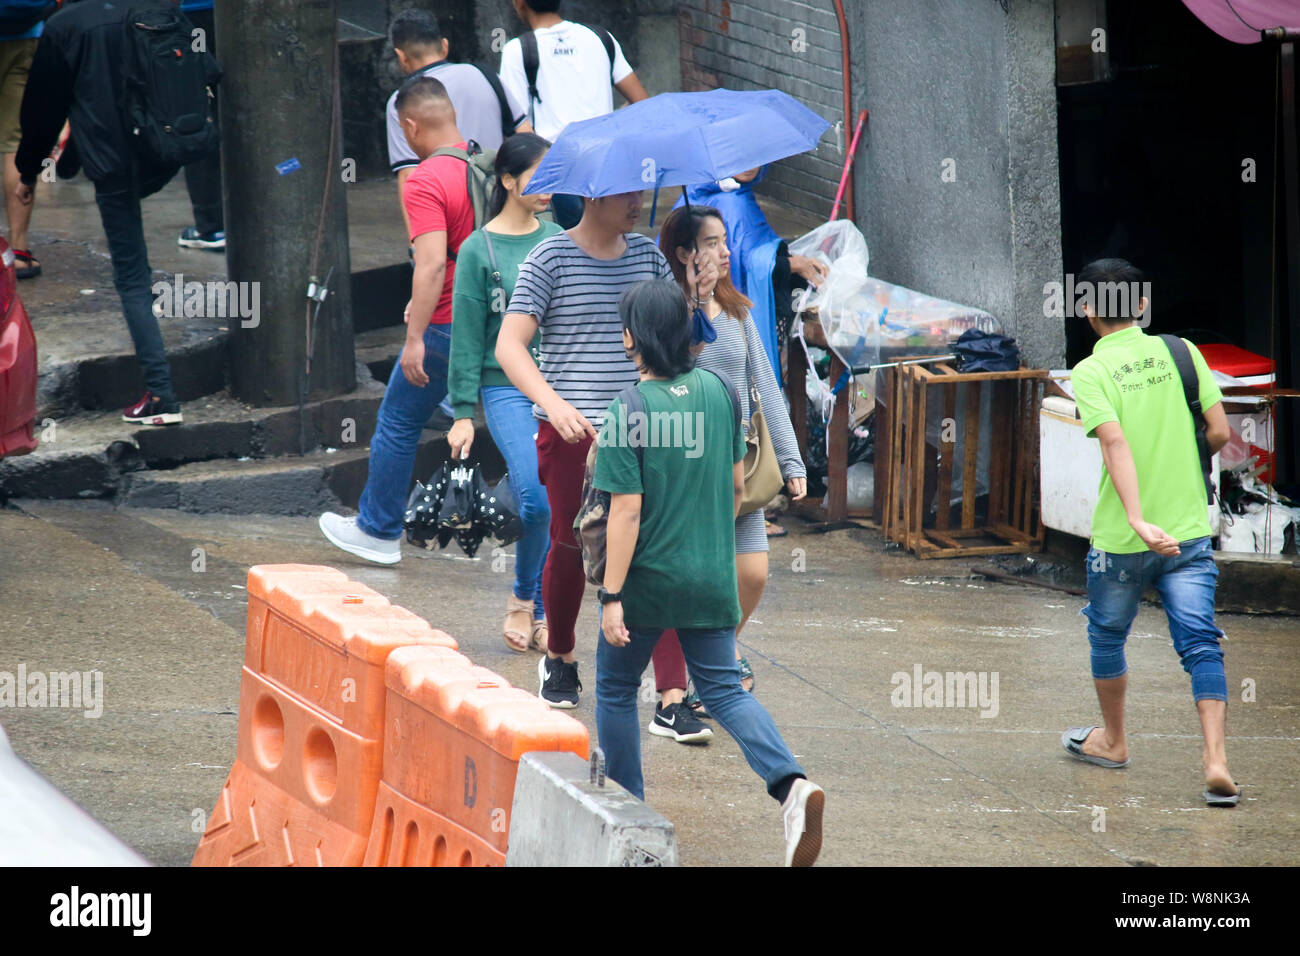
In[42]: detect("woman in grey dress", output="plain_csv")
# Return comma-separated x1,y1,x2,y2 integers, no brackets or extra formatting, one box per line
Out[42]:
654,205,807,702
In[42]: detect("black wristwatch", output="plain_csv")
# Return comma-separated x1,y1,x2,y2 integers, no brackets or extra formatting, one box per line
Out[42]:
597,587,623,605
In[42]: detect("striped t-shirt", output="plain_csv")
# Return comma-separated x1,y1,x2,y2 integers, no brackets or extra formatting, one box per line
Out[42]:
507,232,672,426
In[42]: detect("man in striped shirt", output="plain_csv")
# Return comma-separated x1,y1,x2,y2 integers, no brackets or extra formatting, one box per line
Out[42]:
497,190,671,708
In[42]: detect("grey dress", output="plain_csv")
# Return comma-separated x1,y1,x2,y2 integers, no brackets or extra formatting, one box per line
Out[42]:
696,310,806,553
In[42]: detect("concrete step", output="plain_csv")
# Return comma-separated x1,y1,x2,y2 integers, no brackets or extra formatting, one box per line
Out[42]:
354,324,406,385
118,425,504,516
1,376,386,500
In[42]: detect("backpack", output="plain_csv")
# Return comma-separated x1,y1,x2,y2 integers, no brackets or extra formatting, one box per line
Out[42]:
1158,334,1216,505
423,59,518,143
429,144,497,256
121,3,221,169
0,0,57,36
519,22,616,128
574,371,742,587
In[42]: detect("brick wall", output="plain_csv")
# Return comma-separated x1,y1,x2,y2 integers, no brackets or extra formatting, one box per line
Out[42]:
678,0,845,221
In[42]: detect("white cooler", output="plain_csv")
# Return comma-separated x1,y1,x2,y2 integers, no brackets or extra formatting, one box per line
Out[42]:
1039,389,1220,539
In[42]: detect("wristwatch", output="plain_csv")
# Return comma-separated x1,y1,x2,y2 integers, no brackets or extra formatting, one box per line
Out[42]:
597,587,623,605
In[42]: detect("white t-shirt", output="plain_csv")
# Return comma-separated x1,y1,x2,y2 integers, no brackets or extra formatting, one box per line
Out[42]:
499,21,634,142
387,61,507,172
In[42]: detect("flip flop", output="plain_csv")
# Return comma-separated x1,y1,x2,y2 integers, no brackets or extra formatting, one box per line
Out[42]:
765,521,788,538
1203,785,1240,807
1061,726,1130,768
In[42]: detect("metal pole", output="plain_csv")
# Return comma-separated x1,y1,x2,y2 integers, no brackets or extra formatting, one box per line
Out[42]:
217,0,355,408
1279,41,1300,482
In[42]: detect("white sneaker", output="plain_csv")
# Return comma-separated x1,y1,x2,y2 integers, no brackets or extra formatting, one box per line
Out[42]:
781,778,824,867
318,512,401,565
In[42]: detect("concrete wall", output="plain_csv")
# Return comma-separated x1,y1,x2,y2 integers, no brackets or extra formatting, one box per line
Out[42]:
678,0,845,217
675,0,1065,367
846,0,1064,368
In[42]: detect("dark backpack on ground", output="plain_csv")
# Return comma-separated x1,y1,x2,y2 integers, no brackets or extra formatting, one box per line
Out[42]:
0,0,57,35
574,371,742,586
121,3,221,168
519,23,616,128
1158,334,1216,504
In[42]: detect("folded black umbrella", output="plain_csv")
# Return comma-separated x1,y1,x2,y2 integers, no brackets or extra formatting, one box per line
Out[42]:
403,462,452,550
476,472,525,547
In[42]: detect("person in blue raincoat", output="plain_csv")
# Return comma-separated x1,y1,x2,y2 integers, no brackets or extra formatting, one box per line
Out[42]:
673,166,826,537
673,167,828,388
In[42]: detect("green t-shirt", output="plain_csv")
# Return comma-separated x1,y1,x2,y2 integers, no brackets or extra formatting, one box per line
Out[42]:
1071,327,1222,553
592,368,747,630
448,219,563,419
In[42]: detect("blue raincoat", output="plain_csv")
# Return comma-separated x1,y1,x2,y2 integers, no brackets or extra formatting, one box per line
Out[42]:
673,169,784,384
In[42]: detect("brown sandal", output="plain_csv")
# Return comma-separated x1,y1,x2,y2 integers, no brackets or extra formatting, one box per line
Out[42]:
528,618,549,653
503,594,532,653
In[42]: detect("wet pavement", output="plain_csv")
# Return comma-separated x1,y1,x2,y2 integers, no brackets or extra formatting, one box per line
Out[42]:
1,500,1295,867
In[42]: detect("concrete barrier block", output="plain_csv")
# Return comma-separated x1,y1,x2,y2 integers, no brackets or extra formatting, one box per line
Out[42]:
506,751,678,867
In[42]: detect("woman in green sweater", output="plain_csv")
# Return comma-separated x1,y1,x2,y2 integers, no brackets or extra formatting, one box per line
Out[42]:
447,133,561,653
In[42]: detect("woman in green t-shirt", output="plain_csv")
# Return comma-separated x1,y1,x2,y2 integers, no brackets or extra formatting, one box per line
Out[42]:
446,134,562,654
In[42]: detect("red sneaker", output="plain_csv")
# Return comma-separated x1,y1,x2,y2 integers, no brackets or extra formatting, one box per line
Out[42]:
122,391,183,426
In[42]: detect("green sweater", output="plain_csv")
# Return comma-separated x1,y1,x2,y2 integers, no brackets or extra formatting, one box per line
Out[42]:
448,220,562,420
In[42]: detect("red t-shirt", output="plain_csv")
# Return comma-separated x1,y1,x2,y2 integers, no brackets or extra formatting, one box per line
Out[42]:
403,143,475,325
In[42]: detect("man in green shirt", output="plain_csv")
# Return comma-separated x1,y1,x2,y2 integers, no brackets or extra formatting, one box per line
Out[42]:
1062,258,1237,807
593,279,825,865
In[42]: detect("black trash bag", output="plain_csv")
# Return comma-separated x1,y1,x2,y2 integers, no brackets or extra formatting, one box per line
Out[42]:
953,329,1020,373
805,410,875,499
476,472,525,546
403,463,452,550
436,460,479,532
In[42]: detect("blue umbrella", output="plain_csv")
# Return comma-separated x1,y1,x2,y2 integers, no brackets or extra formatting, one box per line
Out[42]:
523,89,830,216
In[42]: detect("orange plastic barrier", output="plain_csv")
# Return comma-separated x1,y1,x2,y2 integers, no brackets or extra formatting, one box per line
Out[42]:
363,645,588,866
192,565,457,867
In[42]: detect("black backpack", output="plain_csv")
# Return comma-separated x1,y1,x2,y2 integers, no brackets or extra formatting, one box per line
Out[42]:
519,23,616,128
121,3,221,169
423,59,518,144
1158,334,1216,504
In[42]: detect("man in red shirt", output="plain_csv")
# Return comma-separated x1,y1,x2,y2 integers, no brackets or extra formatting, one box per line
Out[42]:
319,76,474,564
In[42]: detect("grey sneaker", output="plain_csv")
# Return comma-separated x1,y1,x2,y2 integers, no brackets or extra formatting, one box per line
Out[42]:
318,512,401,565
781,778,825,867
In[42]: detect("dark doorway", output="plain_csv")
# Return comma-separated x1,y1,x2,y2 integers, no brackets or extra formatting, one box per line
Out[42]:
1057,0,1282,369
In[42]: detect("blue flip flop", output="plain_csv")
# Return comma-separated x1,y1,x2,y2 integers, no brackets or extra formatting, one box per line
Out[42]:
1062,726,1130,768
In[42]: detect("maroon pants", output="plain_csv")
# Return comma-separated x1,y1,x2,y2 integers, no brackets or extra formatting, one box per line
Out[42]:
536,419,686,689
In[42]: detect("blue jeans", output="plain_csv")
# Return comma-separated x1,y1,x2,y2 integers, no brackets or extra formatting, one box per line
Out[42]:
481,385,550,619
1083,536,1227,702
595,621,805,801
95,183,177,404
357,325,451,540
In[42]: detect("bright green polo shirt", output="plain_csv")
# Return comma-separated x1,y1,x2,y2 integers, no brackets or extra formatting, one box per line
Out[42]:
1071,327,1222,554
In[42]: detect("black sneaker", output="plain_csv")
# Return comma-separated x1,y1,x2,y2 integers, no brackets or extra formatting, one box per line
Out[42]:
648,701,713,743
122,391,182,425
538,655,580,709
178,227,226,250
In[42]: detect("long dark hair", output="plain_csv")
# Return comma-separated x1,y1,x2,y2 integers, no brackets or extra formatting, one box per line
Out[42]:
619,280,695,379
488,133,551,219
657,205,753,320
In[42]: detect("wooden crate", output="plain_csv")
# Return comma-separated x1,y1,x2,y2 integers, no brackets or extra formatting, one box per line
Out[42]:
877,361,1047,558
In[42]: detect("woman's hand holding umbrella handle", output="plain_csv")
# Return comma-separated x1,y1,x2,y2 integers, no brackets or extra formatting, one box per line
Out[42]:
448,419,475,460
